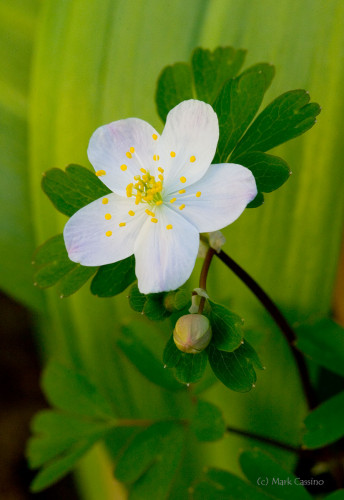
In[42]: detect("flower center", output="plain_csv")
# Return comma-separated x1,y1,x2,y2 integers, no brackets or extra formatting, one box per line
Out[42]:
126,170,164,207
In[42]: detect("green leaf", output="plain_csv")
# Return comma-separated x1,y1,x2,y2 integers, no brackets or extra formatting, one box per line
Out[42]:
163,335,208,384
42,362,115,419
207,342,259,392
58,264,98,298
128,283,147,312
240,448,312,499
209,301,244,352
143,294,171,321
155,63,193,122
117,323,184,391
115,421,185,500
236,152,291,193
213,66,271,163
232,90,321,159
303,390,344,449
33,234,75,287
191,400,226,442
42,164,110,217
325,492,344,500
90,255,136,297
247,191,265,208
192,467,271,500
191,46,246,104
296,318,344,377
27,410,111,468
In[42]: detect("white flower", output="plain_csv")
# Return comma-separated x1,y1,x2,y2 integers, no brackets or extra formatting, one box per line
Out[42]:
64,100,257,294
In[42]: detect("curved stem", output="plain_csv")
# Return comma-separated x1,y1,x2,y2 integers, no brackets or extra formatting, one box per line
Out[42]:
198,248,216,314
216,250,317,410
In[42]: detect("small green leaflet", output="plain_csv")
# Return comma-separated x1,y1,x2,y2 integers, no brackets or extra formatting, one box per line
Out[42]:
128,283,190,320
208,300,244,351
42,164,110,217
90,256,136,297
303,390,344,449
163,335,208,384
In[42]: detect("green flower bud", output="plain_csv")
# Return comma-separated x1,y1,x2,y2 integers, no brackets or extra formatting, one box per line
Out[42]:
173,314,212,354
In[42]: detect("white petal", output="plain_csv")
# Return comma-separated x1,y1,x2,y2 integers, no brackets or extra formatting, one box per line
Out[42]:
157,100,219,194
64,193,146,266
166,163,257,232
87,118,160,196
134,206,199,294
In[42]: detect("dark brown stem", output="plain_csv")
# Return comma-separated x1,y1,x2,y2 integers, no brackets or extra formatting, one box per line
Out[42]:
198,248,216,314
216,250,317,410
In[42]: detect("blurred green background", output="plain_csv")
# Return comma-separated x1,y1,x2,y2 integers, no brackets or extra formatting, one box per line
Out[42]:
1,0,343,498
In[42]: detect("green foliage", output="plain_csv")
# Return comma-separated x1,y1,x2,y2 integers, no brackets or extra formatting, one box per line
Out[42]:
207,340,263,392
128,283,190,320
33,234,97,296
42,164,110,217
303,391,344,449
239,449,312,499
208,300,244,351
237,152,291,193
117,322,184,391
90,256,136,297
115,421,185,500
190,400,226,442
192,467,271,500
163,335,208,384
296,318,344,377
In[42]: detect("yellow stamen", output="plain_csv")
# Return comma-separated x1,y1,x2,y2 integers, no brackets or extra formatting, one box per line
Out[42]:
134,175,140,180
135,194,142,205
196,191,201,197
126,152,132,159
156,200,163,206
120,164,127,171
179,204,185,210
179,189,185,194
126,183,133,197
153,154,157,161
105,231,112,237
166,224,173,230
190,155,196,163
119,222,126,227
145,209,155,217
170,198,176,203
130,146,135,153
152,133,158,140
158,167,164,173
96,169,106,176
151,218,158,223
180,176,186,183
105,213,111,220
140,168,147,173
128,210,135,216
102,198,109,204
170,151,176,157
158,174,164,181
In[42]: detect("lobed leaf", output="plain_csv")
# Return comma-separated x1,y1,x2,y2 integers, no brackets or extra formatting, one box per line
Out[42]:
303,390,344,449
163,335,208,384
208,301,244,352
155,63,193,122
42,164,110,217
90,256,136,297
190,400,226,442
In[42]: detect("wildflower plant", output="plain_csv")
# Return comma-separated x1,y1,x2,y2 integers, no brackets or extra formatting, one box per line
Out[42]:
27,47,344,497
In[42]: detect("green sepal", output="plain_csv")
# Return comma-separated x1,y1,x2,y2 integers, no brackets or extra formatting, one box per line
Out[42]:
163,335,208,384
208,300,244,352
42,164,110,217
190,400,226,442
90,256,136,297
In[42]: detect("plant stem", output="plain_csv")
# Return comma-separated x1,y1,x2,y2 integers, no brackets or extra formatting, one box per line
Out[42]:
216,250,317,410
198,247,216,314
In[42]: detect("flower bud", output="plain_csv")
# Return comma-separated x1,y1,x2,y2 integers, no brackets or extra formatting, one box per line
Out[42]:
173,314,212,354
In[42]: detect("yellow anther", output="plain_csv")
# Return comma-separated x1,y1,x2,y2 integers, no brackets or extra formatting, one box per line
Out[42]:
170,151,176,157
158,174,164,181
96,169,106,176
130,146,135,153
153,154,157,161
180,176,186,183
179,204,185,210
179,189,185,194
128,210,135,216
166,224,173,230
158,167,164,173
156,200,163,206
157,155,160,160
142,174,148,182
120,164,127,171
135,194,142,205
119,222,126,227
151,218,158,223
102,198,109,204
140,168,147,173
145,209,155,217
196,191,201,197
126,183,133,197
105,213,112,220
170,198,176,203
152,133,158,140
134,175,140,180
126,152,132,159
190,155,196,163
105,230,112,237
